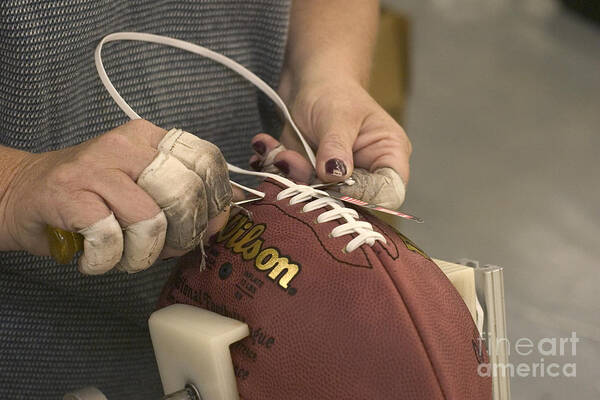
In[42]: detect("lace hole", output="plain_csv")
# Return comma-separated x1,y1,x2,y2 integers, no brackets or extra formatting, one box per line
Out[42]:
341,247,348,254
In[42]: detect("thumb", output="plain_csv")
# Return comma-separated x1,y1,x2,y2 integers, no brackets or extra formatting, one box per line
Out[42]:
314,112,360,183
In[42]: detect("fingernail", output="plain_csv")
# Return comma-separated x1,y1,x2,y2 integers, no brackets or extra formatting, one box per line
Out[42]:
252,141,266,155
274,160,290,175
250,159,261,171
325,158,347,177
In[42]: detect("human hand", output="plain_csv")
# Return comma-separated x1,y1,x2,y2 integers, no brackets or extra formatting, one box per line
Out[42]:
249,79,411,209
0,120,232,274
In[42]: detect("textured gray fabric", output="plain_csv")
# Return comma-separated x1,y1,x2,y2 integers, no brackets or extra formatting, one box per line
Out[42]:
0,1,290,398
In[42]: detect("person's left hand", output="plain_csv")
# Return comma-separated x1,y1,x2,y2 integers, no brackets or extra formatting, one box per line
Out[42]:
249,79,411,209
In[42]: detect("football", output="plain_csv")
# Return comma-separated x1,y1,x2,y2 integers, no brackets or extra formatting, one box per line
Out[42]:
158,178,492,400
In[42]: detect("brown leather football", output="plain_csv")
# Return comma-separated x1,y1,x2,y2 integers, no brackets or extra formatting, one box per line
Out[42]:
158,178,491,400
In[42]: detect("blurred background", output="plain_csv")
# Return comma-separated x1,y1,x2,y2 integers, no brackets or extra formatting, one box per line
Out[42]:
368,0,600,398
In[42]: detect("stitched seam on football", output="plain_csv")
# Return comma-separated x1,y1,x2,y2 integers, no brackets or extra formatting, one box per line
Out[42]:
377,256,448,400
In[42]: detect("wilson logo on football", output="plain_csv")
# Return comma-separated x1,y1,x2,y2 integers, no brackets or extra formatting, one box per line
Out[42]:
216,214,300,293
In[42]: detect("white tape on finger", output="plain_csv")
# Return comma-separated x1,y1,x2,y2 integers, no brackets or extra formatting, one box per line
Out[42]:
77,213,123,275
260,144,286,174
158,128,232,218
138,152,208,251
118,211,167,273
158,128,218,169
339,167,406,210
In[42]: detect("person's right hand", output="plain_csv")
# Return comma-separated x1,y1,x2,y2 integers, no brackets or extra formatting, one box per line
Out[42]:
0,120,232,274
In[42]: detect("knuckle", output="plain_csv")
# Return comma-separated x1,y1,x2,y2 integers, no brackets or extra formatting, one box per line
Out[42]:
123,118,154,132
97,131,131,150
201,143,229,176
405,136,413,156
50,163,77,186
323,134,351,153
388,123,412,154
381,133,411,157
204,140,225,162
72,151,96,168
124,119,165,141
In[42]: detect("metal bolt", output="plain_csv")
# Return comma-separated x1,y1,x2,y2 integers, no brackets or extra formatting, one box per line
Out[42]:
162,384,201,400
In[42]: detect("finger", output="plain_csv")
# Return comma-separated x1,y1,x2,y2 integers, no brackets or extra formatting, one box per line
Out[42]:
232,186,247,202
353,126,412,185
272,149,314,184
40,169,123,273
115,119,169,151
251,133,286,174
78,212,123,275
160,206,230,259
251,133,315,183
118,212,167,273
87,123,161,180
206,206,231,238
279,125,311,158
158,129,232,219
251,133,281,157
138,152,208,252
314,111,361,183
55,191,123,275
86,169,168,272
339,167,406,209
249,154,261,171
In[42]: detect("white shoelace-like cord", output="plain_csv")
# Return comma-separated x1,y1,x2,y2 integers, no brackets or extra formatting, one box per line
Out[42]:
95,32,386,253
276,185,384,253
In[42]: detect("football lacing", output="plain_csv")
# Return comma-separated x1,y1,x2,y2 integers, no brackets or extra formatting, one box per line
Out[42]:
276,183,386,253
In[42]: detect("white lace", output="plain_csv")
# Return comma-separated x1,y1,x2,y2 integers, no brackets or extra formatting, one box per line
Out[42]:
95,32,385,253
276,183,386,253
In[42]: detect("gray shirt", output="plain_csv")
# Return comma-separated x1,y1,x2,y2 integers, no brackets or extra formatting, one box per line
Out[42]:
0,1,290,398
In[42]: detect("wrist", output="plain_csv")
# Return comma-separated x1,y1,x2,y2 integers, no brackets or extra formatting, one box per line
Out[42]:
0,148,35,251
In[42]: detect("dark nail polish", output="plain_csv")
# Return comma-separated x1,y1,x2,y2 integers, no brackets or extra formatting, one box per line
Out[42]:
252,141,266,155
325,158,347,177
274,160,290,175
250,159,261,171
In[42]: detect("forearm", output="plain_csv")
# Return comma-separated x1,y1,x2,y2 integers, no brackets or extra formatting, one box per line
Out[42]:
281,0,380,96
0,145,30,248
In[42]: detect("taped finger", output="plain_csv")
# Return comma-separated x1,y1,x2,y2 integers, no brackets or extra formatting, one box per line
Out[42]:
138,152,208,251
78,213,123,275
339,167,406,209
251,133,289,174
260,143,286,174
158,128,232,219
118,211,167,273
86,169,167,272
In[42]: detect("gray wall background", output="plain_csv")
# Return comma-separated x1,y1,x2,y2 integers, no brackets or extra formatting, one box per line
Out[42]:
383,0,600,398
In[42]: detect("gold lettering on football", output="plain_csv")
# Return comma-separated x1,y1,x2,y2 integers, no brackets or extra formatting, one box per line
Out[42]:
234,225,265,261
216,214,300,291
267,257,299,289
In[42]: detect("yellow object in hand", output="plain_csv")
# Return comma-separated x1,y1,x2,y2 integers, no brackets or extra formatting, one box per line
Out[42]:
46,226,84,264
